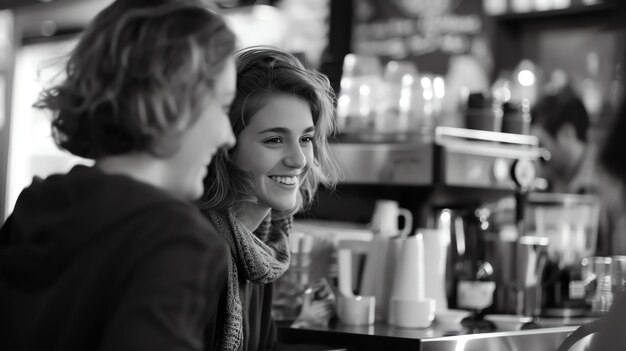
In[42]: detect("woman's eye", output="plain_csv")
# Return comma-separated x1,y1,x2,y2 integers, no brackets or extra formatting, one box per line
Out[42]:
300,136,313,143
263,137,283,144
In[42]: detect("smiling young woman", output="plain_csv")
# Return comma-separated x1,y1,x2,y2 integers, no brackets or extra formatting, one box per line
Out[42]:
199,46,341,351
231,94,315,220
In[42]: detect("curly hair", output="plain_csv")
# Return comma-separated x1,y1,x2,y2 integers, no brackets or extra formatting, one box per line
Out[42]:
200,46,342,215
34,0,236,159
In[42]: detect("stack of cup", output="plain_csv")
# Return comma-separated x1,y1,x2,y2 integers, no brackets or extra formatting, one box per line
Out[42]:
420,229,449,314
388,233,435,328
360,199,413,322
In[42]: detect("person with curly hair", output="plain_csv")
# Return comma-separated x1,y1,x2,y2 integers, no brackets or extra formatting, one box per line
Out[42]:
199,46,341,351
0,1,237,350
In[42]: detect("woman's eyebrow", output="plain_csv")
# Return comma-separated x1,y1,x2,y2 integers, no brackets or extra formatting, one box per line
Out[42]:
258,127,290,134
257,126,316,134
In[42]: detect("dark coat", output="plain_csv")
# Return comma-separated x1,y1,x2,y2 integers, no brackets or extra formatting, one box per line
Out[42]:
0,165,229,351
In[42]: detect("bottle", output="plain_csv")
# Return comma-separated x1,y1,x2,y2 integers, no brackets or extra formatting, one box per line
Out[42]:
378,60,418,136
491,74,512,105
511,0,533,12
552,0,571,9
483,0,507,15
607,63,623,123
336,54,383,136
591,274,613,315
533,0,553,11
581,52,603,125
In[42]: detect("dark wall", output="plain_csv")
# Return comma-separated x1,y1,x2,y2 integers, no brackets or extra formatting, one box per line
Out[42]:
318,0,353,96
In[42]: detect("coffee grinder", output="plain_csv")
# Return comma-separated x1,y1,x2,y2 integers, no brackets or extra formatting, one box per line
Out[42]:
525,193,601,317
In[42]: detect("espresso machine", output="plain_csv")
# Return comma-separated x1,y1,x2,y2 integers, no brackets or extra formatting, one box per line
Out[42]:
434,184,601,320
311,126,549,321
428,128,549,321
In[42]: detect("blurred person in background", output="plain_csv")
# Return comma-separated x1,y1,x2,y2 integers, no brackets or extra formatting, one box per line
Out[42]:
557,0,626,347
0,1,236,350
531,72,593,194
589,0,626,335
589,78,626,351
531,73,626,255
560,76,626,351
199,46,341,351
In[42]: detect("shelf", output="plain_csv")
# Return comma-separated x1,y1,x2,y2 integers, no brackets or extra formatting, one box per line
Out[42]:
492,3,613,22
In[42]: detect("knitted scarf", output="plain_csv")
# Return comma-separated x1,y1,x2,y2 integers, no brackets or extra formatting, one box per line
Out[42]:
204,209,291,351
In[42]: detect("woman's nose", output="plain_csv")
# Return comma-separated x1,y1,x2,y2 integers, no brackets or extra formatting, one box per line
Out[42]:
283,145,307,169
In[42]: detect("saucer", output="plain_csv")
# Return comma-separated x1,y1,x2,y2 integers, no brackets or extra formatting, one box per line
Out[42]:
435,309,471,330
484,314,533,331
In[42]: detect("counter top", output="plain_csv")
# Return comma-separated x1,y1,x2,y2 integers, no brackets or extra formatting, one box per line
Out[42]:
278,322,425,351
278,320,590,351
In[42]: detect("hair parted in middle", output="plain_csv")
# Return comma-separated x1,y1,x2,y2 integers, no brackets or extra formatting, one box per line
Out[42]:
200,46,342,215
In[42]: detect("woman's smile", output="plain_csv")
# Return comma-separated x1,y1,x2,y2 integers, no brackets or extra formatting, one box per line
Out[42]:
268,175,299,187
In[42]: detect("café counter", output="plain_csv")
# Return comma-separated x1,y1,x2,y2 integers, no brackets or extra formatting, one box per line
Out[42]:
277,321,591,351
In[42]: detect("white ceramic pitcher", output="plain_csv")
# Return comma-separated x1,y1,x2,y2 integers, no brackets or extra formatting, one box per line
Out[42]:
370,199,412,237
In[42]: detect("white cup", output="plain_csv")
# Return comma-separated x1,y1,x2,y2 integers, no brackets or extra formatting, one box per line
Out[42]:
371,200,413,237
389,297,435,328
336,295,376,326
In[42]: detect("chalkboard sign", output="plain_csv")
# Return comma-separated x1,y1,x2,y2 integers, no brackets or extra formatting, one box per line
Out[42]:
352,0,488,75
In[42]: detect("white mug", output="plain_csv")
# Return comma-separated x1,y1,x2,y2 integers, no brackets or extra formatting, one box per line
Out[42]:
336,295,376,326
370,200,413,237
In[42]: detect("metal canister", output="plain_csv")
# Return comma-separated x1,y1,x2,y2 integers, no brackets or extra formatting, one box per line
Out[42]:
465,92,503,132
501,102,531,135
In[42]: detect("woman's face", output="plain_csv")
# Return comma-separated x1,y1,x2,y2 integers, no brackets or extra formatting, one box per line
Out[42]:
232,94,315,211
172,58,237,200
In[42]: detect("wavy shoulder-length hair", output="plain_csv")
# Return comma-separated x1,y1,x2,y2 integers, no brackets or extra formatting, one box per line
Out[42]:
201,46,342,215
35,0,236,159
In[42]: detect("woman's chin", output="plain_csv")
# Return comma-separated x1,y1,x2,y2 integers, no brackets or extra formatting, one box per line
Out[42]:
258,193,298,213
269,200,297,212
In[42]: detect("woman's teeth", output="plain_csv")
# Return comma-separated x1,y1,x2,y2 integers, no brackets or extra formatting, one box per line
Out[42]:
270,176,297,185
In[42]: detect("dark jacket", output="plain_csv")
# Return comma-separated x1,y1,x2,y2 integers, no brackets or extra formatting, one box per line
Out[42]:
239,280,276,351
0,165,229,351
203,271,277,351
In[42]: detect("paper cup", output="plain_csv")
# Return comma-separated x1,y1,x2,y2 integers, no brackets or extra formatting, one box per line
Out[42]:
336,295,376,326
